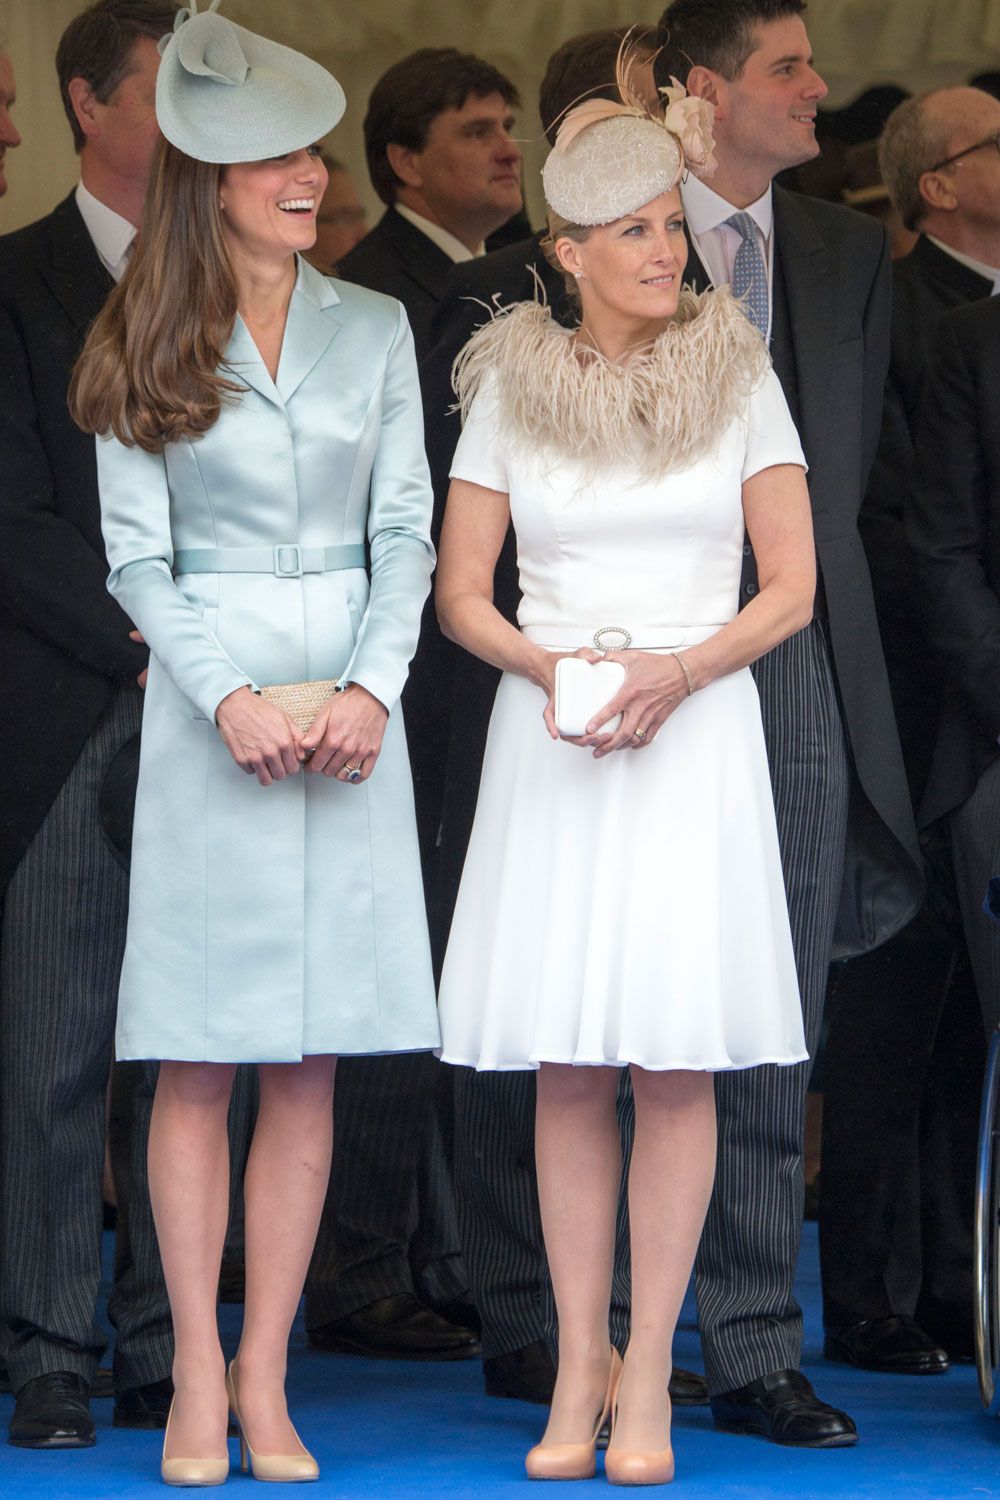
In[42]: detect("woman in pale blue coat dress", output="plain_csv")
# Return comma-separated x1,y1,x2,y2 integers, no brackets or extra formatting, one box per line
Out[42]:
71,7,437,1485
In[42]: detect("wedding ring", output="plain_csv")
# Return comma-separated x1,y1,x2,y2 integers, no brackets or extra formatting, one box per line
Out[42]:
344,764,362,783
634,729,647,741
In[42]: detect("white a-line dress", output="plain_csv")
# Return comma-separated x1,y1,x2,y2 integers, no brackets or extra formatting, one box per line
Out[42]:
436,361,810,1073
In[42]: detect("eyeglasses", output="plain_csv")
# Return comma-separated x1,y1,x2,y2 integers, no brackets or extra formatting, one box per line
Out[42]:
927,130,1000,174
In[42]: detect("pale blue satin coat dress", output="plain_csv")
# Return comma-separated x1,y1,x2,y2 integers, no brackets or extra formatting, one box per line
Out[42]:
97,258,439,1062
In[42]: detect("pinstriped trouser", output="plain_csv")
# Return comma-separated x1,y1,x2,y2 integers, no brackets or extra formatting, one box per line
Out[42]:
454,622,848,1381
695,621,850,1394
0,685,172,1392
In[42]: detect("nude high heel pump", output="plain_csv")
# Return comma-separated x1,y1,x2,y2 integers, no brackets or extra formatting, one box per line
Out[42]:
603,1375,674,1487
160,1396,230,1487
225,1360,319,1483
525,1348,623,1481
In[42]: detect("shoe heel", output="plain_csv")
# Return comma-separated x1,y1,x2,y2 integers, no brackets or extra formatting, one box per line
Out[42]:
525,1349,622,1481
604,1363,674,1487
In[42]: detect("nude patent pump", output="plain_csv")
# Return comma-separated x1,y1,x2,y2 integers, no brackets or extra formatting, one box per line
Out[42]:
603,1372,675,1487
225,1360,318,1483
525,1347,623,1481
160,1396,230,1487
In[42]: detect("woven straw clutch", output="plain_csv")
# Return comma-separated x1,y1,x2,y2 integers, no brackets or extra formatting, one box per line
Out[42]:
260,679,338,734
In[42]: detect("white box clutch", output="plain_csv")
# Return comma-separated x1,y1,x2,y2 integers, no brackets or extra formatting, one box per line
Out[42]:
554,658,626,737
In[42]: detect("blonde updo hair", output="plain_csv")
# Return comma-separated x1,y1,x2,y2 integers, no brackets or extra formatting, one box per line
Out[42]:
541,210,592,308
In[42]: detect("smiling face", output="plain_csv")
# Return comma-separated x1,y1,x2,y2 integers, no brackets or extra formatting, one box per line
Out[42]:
219,146,329,265
0,52,20,197
390,89,522,246
713,15,828,178
556,188,689,330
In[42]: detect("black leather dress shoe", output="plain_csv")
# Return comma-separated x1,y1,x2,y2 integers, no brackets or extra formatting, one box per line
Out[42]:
670,1366,709,1406
113,1375,174,1429
711,1368,858,1447
8,1372,96,1449
824,1315,950,1374
308,1293,481,1360
483,1340,556,1403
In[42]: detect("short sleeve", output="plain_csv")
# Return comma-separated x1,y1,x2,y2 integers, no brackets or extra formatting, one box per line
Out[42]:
742,365,807,483
449,372,509,494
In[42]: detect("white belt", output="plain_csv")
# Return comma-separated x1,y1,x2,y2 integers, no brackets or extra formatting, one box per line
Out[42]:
521,623,726,651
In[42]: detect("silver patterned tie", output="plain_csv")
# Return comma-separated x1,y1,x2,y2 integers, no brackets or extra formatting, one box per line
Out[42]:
725,211,769,338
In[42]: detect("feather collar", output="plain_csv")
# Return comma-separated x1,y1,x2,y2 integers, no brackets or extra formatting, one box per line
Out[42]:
452,288,770,480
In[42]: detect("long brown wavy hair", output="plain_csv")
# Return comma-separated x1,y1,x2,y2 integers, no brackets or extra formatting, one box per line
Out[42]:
70,138,246,453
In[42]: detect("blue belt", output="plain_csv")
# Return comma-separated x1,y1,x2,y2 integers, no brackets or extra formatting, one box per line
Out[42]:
172,544,366,579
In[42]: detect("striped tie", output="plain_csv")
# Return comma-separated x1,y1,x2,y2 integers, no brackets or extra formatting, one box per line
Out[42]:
726,211,769,338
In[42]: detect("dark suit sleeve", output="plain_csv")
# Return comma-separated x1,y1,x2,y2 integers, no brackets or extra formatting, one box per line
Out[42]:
0,300,145,681
907,312,1000,740
859,227,893,493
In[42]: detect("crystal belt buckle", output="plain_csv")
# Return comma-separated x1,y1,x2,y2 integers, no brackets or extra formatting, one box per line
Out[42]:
592,625,632,653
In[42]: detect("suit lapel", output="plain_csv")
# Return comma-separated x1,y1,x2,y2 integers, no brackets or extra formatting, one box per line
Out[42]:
382,208,456,302
682,225,712,294
38,193,114,337
771,186,838,469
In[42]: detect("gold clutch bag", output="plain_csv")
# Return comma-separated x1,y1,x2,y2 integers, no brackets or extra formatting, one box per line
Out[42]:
259,679,338,734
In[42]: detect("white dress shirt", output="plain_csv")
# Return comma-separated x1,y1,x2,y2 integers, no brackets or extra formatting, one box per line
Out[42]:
681,175,775,342
926,234,1000,295
394,203,484,264
74,180,136,283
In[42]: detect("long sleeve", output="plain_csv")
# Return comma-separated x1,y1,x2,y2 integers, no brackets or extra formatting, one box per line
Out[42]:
907,311,1000,741
0,298,146,681
98,433,253,722
339,305,435,712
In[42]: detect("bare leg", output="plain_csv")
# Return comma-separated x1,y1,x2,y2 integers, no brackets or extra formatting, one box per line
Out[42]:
611,1066,716,1454
535,1063,621,1446
149,1060,237,1460
234,1055,336,1455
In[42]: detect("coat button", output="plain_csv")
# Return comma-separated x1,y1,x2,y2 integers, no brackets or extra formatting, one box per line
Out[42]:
744,582,758,596
743,543,752,556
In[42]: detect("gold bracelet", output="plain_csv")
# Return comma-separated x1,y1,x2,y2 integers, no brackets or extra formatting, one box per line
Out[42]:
669,649,694,697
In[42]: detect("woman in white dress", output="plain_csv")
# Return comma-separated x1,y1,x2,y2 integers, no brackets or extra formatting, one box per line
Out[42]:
434,66,815,1486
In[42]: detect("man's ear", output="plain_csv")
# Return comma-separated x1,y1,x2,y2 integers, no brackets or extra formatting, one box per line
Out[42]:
685,65,722,112
67,75,100,144
386,142,423,191
918,167,958,217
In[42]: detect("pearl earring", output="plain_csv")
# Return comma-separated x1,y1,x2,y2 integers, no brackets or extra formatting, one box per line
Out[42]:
573,272,582,280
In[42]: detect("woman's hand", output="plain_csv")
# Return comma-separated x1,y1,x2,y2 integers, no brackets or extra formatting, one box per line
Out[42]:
551,649,691,758
215,686,305,785
301,684,389,782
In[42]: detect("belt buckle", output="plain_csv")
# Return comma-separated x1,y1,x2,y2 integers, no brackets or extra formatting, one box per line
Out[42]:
273,544,303,578
593,625,632,652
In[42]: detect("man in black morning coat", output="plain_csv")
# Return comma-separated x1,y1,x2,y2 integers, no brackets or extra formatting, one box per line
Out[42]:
423,0,922,1445
819,85,1000,1375
0,0,177,1450
908,295,1000,1039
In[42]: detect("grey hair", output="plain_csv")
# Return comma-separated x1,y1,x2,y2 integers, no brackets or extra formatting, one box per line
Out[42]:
879,93,953,232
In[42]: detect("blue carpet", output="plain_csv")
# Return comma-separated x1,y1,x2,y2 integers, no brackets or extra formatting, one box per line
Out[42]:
1,1224,996,1496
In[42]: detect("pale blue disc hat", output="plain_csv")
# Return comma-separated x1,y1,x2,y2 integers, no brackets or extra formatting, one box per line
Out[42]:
155,0,346,164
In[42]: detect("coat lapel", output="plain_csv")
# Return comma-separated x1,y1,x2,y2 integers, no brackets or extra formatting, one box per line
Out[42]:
38,193,114,337
276,259,341,403
224,258,342,409
771,186,838,470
